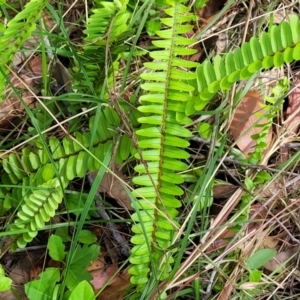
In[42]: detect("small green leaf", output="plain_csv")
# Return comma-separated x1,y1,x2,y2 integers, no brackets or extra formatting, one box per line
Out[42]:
0,265,12,291
48,235,66,261
78,230,97,244
198,122,212,139
69,281,95,300
146,19,161,36
244,177,254,191
245,249,277,270
248,269,262,282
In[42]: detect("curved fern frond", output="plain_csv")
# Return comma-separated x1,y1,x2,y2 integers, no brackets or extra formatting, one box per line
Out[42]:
84,0,130,44
1,105,121,186
76,0,131,89
128,0,199,292
0,0,48,101
196,15,300,110
9,177,66,249
0,103,135,249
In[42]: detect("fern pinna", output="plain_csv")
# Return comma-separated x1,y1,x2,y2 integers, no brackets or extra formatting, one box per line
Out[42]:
128,0,199,292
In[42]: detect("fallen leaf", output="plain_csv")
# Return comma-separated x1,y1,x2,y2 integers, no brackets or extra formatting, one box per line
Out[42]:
213,183,238,198
24,56,43,77
262,235,281,249
93,163,132,210
230,91,272,156
0,74,36,127
198,0,227,19
87,258,105,272
96,266,131,300
264,245,300,272
90,265,118,290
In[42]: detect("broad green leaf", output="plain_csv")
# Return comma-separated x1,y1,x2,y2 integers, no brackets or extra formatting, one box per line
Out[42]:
246,249,277,270
0,265,12,291
146,19,161,36
262,55,273,69
78,230,97,244
69,281,95,300
76,151,88,178
64,244,100,291
241,42,253,65
273,51,284,67
25,268,60,300
198,122,212,139
249,269,262,282
66,156,77,181
29,152,41,170
48,235,66,261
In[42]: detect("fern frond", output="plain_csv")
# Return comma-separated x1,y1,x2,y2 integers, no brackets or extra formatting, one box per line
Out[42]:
196,15,300,110
75,0,131,89
0,0,48,101
9,177,66,249
129,0,199,292
0,101,137,249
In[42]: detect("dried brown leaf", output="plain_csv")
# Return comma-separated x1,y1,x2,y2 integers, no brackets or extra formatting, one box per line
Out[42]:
94,163,132,210
0,74,36,126
87,258,105,272
213,183,238,198
198,0,227,19
264,245,300,272
230,91,272,156
96,266,131,300
90,265,118,290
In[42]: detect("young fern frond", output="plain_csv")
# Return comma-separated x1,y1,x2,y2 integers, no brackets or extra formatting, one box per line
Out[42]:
128,0,199,291
0,0,48,101
196,15,300,110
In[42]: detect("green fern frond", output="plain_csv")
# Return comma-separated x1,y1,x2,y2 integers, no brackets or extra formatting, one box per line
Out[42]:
196,15,300,110
75,0,131,89
128,0,199,292
9,177,67,249
0,0,48,101
84,0,130,44
0,103,132,248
